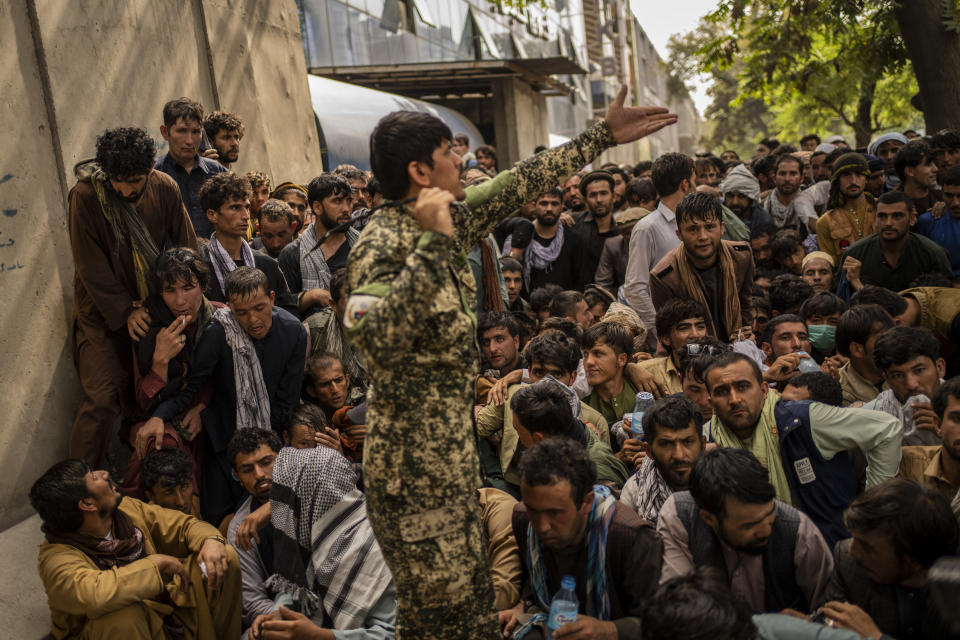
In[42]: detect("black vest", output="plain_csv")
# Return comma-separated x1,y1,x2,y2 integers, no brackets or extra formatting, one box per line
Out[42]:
673,491,808,613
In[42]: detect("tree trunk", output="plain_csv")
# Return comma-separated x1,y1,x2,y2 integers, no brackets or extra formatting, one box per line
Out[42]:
893,0,960,132
853,75,877,148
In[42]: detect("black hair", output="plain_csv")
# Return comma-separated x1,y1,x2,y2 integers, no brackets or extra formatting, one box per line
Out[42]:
641,572,758,640
910,273,956,289
675,192,723,228
478,310,519,337
476,145,497,160
933,375,960,418
785,372,843,406
225,266,269,300
227,428,282,470
530,284,563,314
366,177,381,198
581,322,634,357
758,137,780,151
642,396,704,444
519,437,597,507
155,247,210,292
370,111,453,199
95,127,157,179
932,129,960,152
895,140,937,183
579,172,615,197
689,448,776,519
625,177,658,206
140,448,193,491
754,265,786,283
287,403,329,433
258,199,294,226
549,290,585,319
800,133,821,146
844,479,959,567
28,459,92,533
203,110,244,140
655,298,709,346
500,256,523,273
760,313,806,347
511,382,587,445
774,153,802,172
162,97,204,127
307,173,353,207
877,190,914,213
524,332,581,375
835,304,895,358
199,172,252,213
651,153,695,197
799,292,847,321
873,326,940,371
703,351,764,390
329,268,347,303
850,285,908,317
304,351,346,395
608,166,630,184
769,230,802,262
537,317,583,343
751,296,772,317
752,155,777,178
768,275,813,315
536,187,564,202
750,221,779,241
633,160,653,177
333,164,367,183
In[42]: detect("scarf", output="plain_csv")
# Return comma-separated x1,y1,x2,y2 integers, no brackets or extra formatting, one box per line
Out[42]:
673,240,741,339
74,160,160,300
721,163,760,202
299,222,360,292
526,484,616,620
207,232,256,294
43,507,145,570
631,456,673,524
318,309,368,390
710,390,793,504
763,190,797,229
213,307,271,430
504,224,564,289
480,238,506,312
267,447,392,628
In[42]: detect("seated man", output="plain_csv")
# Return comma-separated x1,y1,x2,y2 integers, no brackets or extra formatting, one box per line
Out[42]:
835,304,894,406
759,314,815,385
898,376,960,502
657,448,833,613
282,402,334,450
141,267,306,525
510,379,629,490
636,299,710,395
499,256,531,314
197,172,296,316
770,229,805,276
863,326,945,446
250,199,296,259
549,290,594,330
303,352,365,422
818,479,959,640
478,311,525,379
140,447,197,516
250,447,396,639
500,438,662,639
30,459,241,639
798,292,847,359
477,487,523,612
704,352,901,547
620,396,706,525
583,322,638,427
781,372,844,407
675,337,731,423
226,428,282,633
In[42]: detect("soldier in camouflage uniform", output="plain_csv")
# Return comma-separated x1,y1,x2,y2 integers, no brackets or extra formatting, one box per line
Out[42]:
344,88,676,639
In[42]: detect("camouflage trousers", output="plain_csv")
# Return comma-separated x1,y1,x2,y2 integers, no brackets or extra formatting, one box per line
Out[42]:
366,483,500,639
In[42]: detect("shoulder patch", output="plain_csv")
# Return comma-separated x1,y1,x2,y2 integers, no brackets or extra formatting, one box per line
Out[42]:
343,294,380,330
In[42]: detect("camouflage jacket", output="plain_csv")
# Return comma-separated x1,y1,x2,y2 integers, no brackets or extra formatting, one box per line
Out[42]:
344,122,615,506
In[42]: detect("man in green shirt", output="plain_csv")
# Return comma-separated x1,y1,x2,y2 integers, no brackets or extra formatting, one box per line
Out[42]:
583,322,638,426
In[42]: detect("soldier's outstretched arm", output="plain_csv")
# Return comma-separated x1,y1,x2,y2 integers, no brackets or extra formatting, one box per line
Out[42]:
456,86,677,249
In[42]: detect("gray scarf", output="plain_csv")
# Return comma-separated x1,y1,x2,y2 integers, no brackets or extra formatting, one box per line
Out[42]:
763,190,797,229
208,232,256,294
503,223,564,289
213,307,271,430
299,222,360,291
629,456,673,525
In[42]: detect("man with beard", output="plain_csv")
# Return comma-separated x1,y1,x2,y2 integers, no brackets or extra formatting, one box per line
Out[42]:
916,166,960,276
69,127,197,466
608,166,630,211
226,428,282,633
561,173,585,213
650,192,754,341
30,459,241,639
868,132,908,192
571,170,620,282
279,173,360,317
702,352,901,547
503,187,586,292
898,376,960,502
841,192,951,293
762,154,803,229
620,396,705,525
334,164,370,212
816,153,877,264
721,163,772,234
694,157,721,189
656,448,834,614
202,110,243,170
478,311,525,378
895,139,943,214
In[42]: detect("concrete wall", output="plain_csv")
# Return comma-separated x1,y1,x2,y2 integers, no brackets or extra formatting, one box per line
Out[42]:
0,0,322,531
493,77,552,170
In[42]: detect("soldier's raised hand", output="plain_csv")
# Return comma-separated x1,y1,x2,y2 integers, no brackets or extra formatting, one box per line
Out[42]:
413,187,455,238
604,84,678,144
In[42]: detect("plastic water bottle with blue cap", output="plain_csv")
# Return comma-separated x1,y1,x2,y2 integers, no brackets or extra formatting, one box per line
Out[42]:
547,575,579,638
631,391,655,439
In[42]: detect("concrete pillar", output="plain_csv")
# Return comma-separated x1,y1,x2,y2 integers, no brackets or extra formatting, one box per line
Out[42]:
492,77,550,170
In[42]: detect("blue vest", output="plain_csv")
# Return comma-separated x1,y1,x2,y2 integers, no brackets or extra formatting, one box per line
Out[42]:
775,400,858,547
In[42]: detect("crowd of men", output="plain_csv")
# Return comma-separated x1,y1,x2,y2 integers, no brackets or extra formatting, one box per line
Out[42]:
25,92,960,640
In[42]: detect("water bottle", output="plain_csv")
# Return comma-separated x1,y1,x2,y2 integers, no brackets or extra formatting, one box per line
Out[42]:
903,393,931,437
631,391,654,439
547,575,579,638
796,351,822,373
